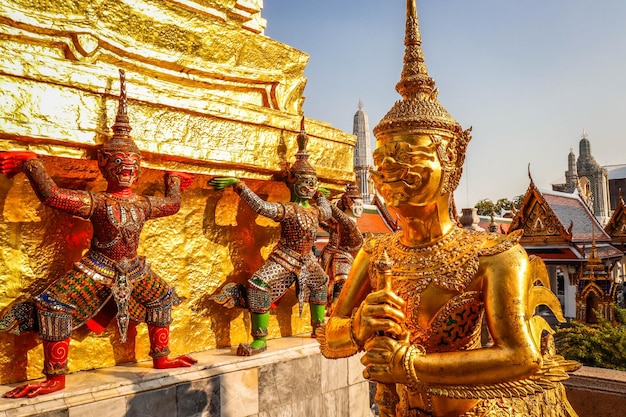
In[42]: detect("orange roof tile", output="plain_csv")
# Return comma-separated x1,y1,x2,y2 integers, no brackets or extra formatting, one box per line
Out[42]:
357,210,394,234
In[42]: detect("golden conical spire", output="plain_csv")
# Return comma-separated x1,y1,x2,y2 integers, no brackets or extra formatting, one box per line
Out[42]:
373,0,472,193
374,0,463,141
395,0,435,101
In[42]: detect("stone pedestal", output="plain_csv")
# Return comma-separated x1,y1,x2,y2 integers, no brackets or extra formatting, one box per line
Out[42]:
0,337,372,417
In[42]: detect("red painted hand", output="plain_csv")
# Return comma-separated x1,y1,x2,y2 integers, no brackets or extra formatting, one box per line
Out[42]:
168,171,194,190
0,151,37,178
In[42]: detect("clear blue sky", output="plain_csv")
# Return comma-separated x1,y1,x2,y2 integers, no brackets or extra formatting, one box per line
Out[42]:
262,1,626,208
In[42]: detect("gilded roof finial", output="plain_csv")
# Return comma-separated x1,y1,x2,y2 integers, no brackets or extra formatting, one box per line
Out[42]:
585,226,604,278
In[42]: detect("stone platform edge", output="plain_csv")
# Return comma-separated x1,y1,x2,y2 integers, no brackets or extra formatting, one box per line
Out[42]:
0,335,373,417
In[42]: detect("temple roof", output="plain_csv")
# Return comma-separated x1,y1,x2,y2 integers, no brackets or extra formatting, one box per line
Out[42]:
542,190,610,242
606,164,626,180
509,177,621,264
605,192,626,252
477,215,511,234
357,205,396,235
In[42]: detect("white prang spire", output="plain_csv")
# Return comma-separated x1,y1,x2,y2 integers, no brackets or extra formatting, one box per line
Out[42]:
353,100,373,203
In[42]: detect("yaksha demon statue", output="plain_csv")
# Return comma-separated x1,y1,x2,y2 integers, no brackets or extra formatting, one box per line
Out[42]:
210,119,332,356
319,184,364,313
0,70,196,398
317,2,580,416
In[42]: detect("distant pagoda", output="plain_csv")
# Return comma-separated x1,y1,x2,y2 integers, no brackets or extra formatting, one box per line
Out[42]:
353,100,374,204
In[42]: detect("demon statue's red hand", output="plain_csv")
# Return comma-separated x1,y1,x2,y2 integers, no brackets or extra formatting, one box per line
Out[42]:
3,375,65,399
167,171,194,191
0,151,38,178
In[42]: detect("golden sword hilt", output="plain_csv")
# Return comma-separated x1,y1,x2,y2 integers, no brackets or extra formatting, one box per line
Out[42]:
372,249,400,416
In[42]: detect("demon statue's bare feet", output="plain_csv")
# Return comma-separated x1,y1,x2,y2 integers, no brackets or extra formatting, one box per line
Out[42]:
236,340,267,356
153,354,197,369
4,375,65,398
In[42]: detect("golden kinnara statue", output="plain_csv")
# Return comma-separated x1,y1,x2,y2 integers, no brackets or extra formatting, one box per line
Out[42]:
317,1,580,416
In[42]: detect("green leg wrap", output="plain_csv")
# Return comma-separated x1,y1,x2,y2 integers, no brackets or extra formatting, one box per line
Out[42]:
250,311,269,347
237,311,269,356
310,303,325,338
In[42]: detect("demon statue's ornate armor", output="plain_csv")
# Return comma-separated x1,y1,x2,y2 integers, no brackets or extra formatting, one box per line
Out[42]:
319,184,364,312
0,70,196,398
211,119,331,356
317,2,580,416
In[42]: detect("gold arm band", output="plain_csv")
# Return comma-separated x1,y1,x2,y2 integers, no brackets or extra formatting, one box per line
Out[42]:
403,344,426,389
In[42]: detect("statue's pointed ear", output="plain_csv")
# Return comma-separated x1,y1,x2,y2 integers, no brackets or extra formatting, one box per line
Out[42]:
97,150,106,167
96,150,110,179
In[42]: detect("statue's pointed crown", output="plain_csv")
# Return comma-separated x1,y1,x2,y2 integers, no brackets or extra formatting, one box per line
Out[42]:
290,116,316,176
103,69,141,154
373,0,465,142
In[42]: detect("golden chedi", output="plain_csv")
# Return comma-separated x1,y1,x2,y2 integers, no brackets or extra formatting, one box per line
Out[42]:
0,0,355,385
317,1,580,416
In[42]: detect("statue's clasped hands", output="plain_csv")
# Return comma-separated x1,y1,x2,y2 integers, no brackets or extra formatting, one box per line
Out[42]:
353,287,413,384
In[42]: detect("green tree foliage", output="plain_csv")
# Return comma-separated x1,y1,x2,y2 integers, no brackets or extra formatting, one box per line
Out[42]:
495,198,512,214
555,306,626,371
475,199,495,216
475,195,524,216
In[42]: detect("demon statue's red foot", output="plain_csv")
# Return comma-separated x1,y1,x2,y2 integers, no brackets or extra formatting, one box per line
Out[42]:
4,338,70,398
4,374,65,399
149,325,197,368
153,355,197,369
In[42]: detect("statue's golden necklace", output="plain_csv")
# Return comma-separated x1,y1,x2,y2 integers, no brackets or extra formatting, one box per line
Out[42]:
370,228,485,337
375,228,483,291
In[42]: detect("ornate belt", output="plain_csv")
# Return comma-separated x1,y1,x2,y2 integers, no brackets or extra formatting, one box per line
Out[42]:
74,251,147,286
75,251,150,343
